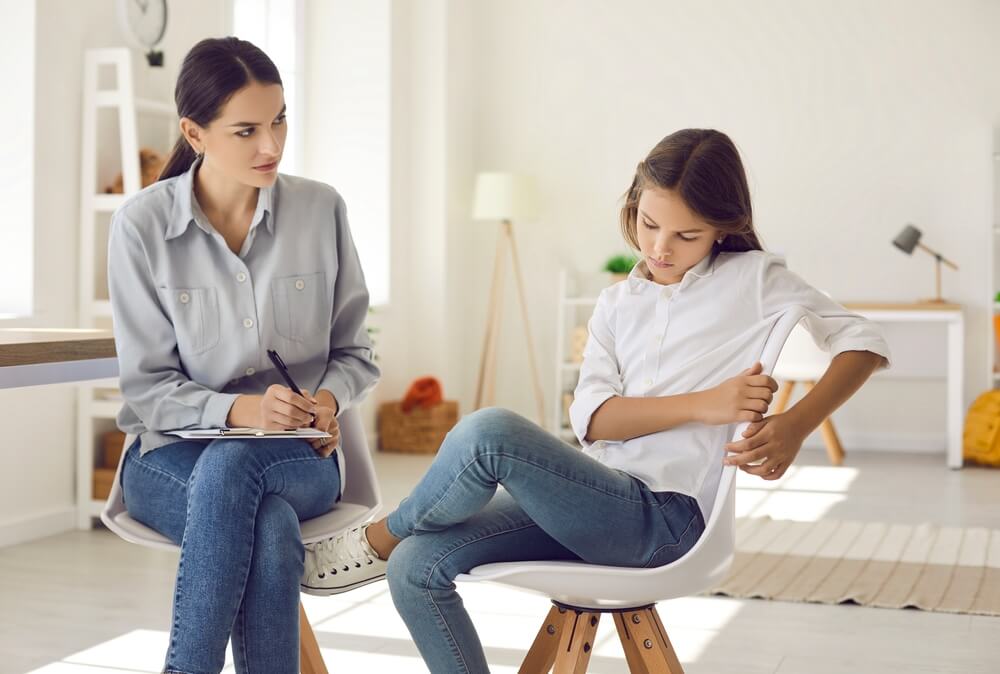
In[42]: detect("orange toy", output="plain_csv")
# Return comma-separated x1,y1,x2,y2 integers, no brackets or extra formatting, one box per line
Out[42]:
401,377,444,413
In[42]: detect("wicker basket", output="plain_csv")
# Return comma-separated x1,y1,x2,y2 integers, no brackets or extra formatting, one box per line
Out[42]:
378,400,459,454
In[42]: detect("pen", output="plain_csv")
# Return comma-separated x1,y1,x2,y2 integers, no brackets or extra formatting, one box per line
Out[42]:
266,349,316,422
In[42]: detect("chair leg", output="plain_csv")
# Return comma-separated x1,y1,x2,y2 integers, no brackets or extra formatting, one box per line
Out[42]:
617,607,684,674
299,601,329,674
552,608,600,674
613,612,650,674
803,381,845,466
773,380,795,414
519,605,567,674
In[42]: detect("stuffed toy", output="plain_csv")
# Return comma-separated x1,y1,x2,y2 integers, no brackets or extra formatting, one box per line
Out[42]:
401,376,444,413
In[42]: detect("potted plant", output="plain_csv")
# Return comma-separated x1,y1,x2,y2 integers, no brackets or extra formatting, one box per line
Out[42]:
604,253,639,284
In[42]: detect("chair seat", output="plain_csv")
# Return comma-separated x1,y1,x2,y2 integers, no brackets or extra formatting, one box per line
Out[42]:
107,501,375,552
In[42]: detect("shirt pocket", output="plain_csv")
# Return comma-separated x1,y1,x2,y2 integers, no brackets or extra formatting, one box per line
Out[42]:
271,272,328,342
155,286,221,355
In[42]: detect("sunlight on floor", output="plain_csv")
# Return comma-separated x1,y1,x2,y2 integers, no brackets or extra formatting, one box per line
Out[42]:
736,464,859,522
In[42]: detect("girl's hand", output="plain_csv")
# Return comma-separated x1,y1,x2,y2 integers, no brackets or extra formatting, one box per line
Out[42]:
308,405,340,457
695,362,779,425
259,384,317,430
724,412,808,480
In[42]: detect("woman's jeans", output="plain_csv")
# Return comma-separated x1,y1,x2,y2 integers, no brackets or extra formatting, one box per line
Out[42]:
120,436,341,674
385,407,706,674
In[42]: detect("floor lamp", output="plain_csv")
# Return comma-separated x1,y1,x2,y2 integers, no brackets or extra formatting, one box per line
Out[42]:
472,172,546,425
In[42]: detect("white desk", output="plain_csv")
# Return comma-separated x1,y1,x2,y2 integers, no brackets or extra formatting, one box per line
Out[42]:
844,303,964,469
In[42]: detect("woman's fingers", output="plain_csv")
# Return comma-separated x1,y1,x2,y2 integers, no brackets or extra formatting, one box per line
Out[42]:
274,387,318,414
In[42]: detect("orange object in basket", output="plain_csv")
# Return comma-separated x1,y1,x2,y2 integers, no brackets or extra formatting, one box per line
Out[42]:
401,377,444,413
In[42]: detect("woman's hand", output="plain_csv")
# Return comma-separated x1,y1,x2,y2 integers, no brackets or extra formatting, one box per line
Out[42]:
694,362,779,426
723,412,808,480
308,404,340,457
258,384,317,430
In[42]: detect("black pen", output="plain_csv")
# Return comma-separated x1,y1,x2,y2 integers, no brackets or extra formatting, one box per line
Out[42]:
266,349,316,422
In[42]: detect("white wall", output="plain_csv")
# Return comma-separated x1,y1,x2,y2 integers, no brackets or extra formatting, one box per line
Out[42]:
0,0,228,546
385,0,1000,453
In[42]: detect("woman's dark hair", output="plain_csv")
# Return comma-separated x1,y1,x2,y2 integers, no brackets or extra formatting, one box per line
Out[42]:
620,129,763,255
158,37,282,181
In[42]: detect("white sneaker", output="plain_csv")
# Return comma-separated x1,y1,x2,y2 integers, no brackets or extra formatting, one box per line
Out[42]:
301,525,387,596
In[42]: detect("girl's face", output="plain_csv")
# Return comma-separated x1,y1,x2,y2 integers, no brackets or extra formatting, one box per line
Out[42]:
635,187,720,285
181,81,287,188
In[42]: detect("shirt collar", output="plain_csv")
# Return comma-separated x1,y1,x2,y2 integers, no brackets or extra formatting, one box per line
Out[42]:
626,252,717,294
165,157,274,240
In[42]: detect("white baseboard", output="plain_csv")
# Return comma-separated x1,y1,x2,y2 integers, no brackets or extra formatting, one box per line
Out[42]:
0,507,76,548
801,431,945,454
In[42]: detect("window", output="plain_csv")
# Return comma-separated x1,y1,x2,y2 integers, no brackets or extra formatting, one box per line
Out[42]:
0,0,35,318
232,0,391,306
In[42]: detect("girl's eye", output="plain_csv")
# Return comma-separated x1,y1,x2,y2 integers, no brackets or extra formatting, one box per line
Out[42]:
643,221,657,230
236,127,254,138
678,235,696,242
273,115,286,126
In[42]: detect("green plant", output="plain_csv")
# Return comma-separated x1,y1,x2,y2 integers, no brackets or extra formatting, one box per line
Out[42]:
604,253,639,274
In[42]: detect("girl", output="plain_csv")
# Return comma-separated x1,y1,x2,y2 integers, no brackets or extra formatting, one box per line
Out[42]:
301,129,890,673
108,38,378,673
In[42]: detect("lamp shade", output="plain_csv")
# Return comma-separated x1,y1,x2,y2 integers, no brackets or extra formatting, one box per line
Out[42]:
472,172,537,221
892,224,922,255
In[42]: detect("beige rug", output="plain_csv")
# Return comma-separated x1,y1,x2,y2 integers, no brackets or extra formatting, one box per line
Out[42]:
708,517,1000,616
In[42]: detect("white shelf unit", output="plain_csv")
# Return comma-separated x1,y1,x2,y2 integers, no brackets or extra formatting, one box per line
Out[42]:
552,269,601,444
993,151,1000,389
76,48,175,529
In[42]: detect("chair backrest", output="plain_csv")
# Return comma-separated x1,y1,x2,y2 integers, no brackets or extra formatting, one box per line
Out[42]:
100,406,380,550
772,320,830,382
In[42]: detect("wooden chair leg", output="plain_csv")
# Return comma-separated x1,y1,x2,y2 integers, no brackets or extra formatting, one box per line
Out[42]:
299,601,329,674
613,612,650,674
617,607,684,674
803,381,845,466
552,608,600,674
773,380,795,414
519,605,567,674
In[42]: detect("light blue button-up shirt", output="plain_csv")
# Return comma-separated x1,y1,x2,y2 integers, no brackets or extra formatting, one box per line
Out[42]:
107,159,380,461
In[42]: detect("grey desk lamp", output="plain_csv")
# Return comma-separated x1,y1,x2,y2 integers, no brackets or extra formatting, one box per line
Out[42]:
892,224,958,303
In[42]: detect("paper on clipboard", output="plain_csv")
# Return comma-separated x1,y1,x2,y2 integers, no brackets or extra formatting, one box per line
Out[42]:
168,428,333,439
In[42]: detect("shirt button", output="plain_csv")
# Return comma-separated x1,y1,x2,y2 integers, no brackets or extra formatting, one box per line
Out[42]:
295,279,306,290
243,318,254,329
179,292,190,304
237,272,247,283
245,367,256,376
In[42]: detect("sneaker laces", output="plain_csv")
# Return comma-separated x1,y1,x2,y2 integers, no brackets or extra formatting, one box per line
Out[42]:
311,527,378,576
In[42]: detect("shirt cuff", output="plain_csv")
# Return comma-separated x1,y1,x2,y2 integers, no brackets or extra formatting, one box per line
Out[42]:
318,376,352,418
828,338,892,370
569,390,617,449
202,392,241,429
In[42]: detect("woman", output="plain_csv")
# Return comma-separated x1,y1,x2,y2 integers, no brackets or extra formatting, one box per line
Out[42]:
108,37,378,673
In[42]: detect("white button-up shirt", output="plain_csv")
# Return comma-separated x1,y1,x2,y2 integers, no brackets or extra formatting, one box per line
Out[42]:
569,250,891,520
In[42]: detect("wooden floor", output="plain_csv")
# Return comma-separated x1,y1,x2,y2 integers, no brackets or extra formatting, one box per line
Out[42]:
3,448,1000,673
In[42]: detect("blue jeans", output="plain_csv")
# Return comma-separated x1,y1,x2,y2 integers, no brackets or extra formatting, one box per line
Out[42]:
384,408,705,674
120,436,341,674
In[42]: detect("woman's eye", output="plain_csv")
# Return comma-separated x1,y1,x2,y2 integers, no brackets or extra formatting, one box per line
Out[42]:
643,221,657,230
236,127,255,138
273,115,286,126
678,235,696,242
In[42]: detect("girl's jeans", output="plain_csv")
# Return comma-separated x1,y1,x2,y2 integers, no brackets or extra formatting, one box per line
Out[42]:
384,407,705,674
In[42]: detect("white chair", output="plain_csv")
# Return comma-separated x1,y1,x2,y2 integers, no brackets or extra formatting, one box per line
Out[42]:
100,407,381,674
455,307,808,674
771,321,844,465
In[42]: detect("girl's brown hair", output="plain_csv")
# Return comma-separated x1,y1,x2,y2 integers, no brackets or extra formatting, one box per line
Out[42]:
620,129,763,255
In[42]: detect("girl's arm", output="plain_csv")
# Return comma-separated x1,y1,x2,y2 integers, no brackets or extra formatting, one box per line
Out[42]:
586,362,779,443
725,350,884,478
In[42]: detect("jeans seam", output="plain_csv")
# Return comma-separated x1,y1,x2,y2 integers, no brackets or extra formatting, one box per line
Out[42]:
130,456,190,489
413,450,641,532
644,511,702,568
422,521,540,673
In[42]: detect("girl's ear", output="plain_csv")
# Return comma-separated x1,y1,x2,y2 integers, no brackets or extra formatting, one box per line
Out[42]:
179,117,205,155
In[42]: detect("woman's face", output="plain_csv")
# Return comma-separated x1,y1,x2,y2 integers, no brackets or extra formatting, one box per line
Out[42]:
181,81,287,188
635,187,720,285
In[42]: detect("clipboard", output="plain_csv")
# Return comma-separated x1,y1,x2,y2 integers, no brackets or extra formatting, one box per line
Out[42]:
168,428,333,439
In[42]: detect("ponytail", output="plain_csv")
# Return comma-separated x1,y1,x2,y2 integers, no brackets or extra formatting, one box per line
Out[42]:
157,136,198,182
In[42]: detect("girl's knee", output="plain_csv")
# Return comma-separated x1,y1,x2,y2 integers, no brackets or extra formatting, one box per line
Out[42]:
444,407,523,452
